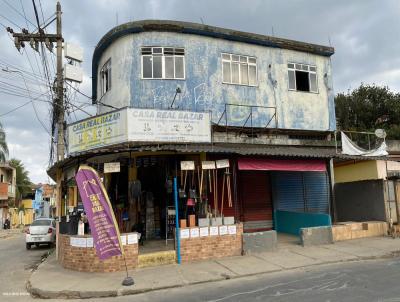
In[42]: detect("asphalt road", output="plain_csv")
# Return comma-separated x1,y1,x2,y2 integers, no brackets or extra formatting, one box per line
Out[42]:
3,233,400,302
0,232,52,302
95,258,400,302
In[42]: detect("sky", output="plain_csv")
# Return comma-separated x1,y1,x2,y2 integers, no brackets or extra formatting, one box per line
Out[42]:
0,0,399,184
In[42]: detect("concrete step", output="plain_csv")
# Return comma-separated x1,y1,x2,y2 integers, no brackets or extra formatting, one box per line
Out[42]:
138,250,176,268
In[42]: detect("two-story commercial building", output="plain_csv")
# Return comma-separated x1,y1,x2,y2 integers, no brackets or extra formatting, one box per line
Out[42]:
49,20,344,271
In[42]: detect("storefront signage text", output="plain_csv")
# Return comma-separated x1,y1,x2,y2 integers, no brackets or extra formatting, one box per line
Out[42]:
75,166,123,260
104,162,120,173
67,108,212,154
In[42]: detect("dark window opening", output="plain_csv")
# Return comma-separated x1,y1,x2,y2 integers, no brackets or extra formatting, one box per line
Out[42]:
295,71,310,92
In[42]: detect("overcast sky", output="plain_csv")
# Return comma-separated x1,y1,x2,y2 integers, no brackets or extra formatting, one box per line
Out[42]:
0,0,399,184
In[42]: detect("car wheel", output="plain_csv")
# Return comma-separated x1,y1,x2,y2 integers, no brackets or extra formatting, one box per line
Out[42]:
26,243,31,250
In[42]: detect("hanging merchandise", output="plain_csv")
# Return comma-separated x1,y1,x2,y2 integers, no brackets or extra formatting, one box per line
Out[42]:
216,159,233,215
201,161,216,216
130,180,142,199
180,161,195,198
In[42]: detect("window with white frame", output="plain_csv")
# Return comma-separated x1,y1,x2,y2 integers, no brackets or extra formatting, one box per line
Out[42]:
222,53,257,86
141,47,185,79
287,63,318,93
100,59,111,96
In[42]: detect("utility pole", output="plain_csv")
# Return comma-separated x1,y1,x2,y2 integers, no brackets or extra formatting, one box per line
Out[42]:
7,1,64,162
56,2,64,162
7,1,64,260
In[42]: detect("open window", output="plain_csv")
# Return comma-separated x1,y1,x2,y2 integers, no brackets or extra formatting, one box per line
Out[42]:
100,59,111,96
288,63,318,93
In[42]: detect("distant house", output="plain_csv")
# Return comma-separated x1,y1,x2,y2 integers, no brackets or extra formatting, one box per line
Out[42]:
0,162,16,228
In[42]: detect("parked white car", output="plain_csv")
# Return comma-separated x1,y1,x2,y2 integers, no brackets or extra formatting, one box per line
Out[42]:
25,218,56,249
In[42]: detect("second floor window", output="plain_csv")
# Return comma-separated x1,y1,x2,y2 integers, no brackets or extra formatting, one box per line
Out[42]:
141,47,185,79
288,63,318,93
222,53,257,86
100,59,111,96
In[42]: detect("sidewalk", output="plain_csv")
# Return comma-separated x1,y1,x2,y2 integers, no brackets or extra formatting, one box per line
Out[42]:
0,228,23,239
28,236,400,299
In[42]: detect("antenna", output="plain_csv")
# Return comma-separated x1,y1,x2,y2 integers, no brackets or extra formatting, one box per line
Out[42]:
116,12,119,26
200,17,205,25
328,36,332,47
271,26,275,37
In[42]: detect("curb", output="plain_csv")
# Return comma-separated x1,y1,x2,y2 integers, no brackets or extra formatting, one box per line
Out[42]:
26,250,400,299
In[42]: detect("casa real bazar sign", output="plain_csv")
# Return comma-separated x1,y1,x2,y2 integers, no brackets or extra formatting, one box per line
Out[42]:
67,108,211,154
68,109,128,154
127,108,211,143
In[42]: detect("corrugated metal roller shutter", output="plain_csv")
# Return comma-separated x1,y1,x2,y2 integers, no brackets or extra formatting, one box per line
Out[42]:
272,171,329,214
303,172,329,213
272,172,304,212
239,171,273,231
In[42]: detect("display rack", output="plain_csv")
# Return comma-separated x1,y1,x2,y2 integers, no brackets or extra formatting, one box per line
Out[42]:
166,206,176,246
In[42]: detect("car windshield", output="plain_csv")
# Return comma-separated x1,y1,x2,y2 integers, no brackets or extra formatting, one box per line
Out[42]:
31,220,51,226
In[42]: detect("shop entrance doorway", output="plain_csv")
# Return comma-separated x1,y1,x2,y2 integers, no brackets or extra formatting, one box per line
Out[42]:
135,156,176,254
238,171,274,232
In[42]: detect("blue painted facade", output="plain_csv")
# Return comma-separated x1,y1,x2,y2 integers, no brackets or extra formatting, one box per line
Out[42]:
95,23,336,132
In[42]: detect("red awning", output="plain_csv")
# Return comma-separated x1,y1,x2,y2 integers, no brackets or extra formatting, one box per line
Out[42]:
238,158,326,172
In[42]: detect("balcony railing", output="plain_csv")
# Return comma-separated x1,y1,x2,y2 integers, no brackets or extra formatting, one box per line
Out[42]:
215,103,277,139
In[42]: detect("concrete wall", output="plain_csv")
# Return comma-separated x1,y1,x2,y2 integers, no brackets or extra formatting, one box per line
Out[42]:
275,210,331,235
334,179,387,222
332,221,387,241
334,160,400,184
96,31,335,131
300,226,333,246
243,230,277,254
334,161,379,184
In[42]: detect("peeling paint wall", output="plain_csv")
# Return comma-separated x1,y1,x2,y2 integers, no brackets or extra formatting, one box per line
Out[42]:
97,32,335,131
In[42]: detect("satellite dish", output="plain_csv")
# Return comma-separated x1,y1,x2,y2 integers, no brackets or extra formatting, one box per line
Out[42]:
375,129,387,139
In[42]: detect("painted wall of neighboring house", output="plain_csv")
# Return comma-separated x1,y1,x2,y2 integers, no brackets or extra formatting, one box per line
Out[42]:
334,161,379,184
0,165,16,199
21,199,33,209
335,160,400,184
377,160,400,177
96,31,335,132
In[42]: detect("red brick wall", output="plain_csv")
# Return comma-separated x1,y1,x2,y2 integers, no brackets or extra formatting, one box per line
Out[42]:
58,233,138,273
179,224,243,263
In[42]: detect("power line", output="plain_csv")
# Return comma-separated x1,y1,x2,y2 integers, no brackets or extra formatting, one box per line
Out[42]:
0,13,22,29
19,0,30,31
0,100,31,117
1,0,36,28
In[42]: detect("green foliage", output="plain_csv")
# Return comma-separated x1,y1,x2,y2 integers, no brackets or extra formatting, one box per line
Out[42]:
335,84,400,139
9,158,32,201
0,122,8,162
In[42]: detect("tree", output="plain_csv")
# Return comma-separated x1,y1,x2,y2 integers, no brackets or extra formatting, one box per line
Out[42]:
335,84,400,139
9,158,32,202
0,122,8,162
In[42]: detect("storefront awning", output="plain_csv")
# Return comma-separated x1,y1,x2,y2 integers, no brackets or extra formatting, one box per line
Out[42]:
238,158,326,172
